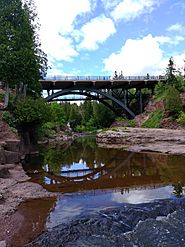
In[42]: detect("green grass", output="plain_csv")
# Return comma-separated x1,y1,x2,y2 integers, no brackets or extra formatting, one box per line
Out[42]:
142,109,164,128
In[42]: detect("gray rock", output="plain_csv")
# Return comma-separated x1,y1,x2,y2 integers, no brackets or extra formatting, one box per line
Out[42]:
4,150,20,163
4,139,20,152
0,166,10,178
0,241,6,247
0,146,6,164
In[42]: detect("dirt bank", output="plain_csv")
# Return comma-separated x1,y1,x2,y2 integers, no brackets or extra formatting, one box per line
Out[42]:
96,127,185,154
0,114,56,246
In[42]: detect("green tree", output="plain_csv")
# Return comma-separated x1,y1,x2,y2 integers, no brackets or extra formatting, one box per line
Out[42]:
69,103,81,128
165,86,182,115
12,96,53,145
165,57,181,90
0,0,48,95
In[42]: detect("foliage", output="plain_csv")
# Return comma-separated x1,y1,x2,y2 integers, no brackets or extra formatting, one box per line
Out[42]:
164,86,182,115
2,111,15,127
142,109,164,128
0,0,48,96
165,57,182,91
177,111,185,123
0,92,4,101
38,122,56,138
45,101,116,133
49,102,66,127
115,117,135,127
154,81,167,100
12,96,53,126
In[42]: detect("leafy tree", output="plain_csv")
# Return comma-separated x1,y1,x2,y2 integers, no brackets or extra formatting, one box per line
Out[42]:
50,102,66,126
93,102,115,128
0,0,48,96
10,96,53,145
69,103,81,128
13,97,53,126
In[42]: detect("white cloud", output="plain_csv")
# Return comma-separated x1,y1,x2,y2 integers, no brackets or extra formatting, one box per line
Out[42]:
101,0,122,10
45,35,78,62
155,35,185,46
103,34,164,75
167,23,184,33
111,0,160,22
78,15,116,50
35,0,91,34
35,0,91,61
155,36,172,45
111,186,172,204
173,53,185,75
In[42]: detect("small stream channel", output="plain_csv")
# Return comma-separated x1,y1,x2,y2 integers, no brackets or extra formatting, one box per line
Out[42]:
9,137,185,246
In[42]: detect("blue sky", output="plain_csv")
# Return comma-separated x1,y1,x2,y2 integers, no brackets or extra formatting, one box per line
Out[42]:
34,0,185,77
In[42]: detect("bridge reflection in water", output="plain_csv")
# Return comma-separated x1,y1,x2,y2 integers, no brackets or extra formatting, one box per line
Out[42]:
25,137,185,198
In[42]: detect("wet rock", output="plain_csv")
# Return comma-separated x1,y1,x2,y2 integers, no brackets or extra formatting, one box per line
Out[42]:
127,211,185,247
24,199,185,247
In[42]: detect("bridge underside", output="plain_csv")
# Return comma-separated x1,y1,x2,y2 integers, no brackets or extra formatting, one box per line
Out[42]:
41,78,165,118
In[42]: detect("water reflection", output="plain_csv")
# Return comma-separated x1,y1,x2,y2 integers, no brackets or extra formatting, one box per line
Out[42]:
24,137,185,197
22,137,185,228
0,198,56,246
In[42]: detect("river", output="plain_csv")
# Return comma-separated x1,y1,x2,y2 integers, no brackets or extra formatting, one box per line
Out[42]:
8,137,185,246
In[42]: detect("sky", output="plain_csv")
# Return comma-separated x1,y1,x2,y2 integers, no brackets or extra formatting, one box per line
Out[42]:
34,0,185,77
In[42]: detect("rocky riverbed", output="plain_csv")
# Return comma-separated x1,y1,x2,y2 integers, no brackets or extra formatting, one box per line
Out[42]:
96,127,185,154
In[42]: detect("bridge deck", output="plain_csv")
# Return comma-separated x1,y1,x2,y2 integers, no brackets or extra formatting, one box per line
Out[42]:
40,75,166,91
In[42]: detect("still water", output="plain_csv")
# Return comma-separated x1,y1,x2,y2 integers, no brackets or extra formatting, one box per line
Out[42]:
6,137,185,246
23,137,185,228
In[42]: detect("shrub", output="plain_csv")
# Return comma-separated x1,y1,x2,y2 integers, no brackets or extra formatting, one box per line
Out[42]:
12,96,53,127
142,110,164,128
115,117,135,127
177,112,185,123
154,81,166,99
2,111,15,128
165,86,182,115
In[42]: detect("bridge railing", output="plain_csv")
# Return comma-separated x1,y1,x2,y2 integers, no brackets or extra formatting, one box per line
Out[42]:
44,75,167,81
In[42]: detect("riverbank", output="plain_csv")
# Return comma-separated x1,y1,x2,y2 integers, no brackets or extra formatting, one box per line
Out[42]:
0,115,56,246
96,127,185,154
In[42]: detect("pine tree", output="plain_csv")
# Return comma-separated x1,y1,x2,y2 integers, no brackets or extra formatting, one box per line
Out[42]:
0,0,48,96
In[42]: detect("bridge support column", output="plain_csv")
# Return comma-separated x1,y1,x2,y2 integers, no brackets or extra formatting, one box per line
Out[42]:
138,89,143,113
124,89,128,106
47,90,50,96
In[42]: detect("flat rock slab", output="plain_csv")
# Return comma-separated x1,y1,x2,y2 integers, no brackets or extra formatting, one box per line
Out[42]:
97,127,185,154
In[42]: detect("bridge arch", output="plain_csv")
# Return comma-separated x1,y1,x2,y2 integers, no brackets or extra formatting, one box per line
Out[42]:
45,88,135,118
